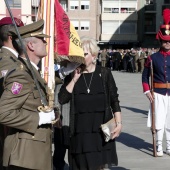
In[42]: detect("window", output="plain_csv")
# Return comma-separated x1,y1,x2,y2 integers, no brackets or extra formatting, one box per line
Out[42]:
104,8,119,13
60,1,67,11
120,21,136,34
80,21,89,31
120,0,137,13
32,0,39,7
32,6,38,21
102,21,119,34
112,8,119,13
81,1,90,10
121,7,135,13
70,0,79,10
146,0,154,5
71,21,79,30
104,8,111,13
7,0,21,8
121,8,128,13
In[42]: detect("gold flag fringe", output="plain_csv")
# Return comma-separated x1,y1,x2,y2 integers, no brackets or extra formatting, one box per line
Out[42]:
54,53,85,64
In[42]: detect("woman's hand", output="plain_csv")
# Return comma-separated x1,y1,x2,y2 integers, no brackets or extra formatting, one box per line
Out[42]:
66,67,82,93
111,111,122,139
111,124,122,139
72,67,82,83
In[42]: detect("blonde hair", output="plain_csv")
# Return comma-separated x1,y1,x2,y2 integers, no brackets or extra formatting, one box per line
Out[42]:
81,36,99,56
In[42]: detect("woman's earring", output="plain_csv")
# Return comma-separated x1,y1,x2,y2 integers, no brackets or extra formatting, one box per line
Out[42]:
92,58,97,64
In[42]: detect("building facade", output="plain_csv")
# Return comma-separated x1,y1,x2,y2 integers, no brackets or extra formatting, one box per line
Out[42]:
100,0,138,49
60,0,100,42
64,0,170,48
1,0,170,49
0,0,39,25
139,0,170,47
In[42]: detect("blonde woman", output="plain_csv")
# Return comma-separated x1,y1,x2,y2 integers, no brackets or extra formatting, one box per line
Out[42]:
58,37,122,170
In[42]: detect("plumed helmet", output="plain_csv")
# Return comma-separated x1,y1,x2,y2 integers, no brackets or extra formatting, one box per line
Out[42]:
156,9,170,41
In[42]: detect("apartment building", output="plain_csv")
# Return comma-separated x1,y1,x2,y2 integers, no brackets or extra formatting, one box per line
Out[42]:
100,0,138,49
61,0,138,49
1,0,170,49
64,0,170,48
61,0,100,42
0,0,39,24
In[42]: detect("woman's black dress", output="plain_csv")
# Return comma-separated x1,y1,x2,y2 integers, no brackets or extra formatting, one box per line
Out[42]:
69,68,118,170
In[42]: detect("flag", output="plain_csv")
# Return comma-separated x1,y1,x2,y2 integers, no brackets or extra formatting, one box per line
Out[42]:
54,0,84,64
37,0,84,107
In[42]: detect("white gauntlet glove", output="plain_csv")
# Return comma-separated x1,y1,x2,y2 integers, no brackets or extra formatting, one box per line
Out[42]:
38,110,55,126
59,62,80,79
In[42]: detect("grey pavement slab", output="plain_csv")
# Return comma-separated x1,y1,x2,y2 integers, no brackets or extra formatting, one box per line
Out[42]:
56,71,170,170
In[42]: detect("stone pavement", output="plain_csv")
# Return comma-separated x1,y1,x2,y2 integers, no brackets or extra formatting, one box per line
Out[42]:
57,71,170,170
110,71,169,170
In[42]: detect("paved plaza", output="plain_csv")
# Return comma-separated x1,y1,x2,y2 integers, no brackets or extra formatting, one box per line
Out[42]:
110,71,170,170
58,71,170,170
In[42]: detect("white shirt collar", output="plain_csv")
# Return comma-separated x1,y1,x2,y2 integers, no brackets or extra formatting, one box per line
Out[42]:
2,46,19,58
31,61,39,71
22,58,39,71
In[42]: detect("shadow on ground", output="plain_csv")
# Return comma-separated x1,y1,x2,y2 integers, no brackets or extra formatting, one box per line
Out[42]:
117,132,153,156
109,166,130,170
121,106,148,116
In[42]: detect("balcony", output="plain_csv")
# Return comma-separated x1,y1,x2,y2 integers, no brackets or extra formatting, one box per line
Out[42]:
101,12,137,21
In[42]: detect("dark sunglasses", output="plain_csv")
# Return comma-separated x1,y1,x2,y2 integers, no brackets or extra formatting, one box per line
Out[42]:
37,37,47,44
84,53,88,56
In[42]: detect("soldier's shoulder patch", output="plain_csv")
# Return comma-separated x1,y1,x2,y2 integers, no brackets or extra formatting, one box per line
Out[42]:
1,70,8,77
11,82,23,95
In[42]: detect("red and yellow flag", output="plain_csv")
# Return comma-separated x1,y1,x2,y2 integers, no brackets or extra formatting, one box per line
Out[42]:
37,0,84,107
54,0,84,64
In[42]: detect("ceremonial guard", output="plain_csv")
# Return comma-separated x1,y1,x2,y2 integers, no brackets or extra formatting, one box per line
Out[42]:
142,9,170,157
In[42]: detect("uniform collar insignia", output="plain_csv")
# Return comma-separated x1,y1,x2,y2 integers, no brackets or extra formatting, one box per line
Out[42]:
1,70,8,77
20,64,24,70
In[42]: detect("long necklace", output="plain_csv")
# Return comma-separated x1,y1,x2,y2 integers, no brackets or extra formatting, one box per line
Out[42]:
83,72,94,93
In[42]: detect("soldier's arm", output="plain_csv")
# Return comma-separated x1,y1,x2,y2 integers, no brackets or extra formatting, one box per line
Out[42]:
0,68,39,134
142,56,151,93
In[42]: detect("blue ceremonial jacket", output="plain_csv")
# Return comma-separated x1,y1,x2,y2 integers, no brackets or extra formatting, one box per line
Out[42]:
142,50,170,95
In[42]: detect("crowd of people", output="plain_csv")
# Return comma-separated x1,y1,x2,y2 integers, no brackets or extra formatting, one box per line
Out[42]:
97,47,159,73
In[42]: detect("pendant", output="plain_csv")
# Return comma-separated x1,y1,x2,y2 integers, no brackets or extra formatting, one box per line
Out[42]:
87,88,90,93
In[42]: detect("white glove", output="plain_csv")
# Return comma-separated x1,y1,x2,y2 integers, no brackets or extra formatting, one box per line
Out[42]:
59,62,81,79
38,110,55,126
